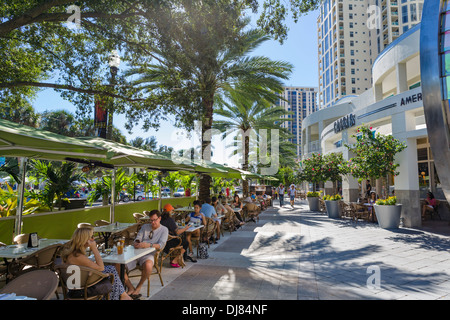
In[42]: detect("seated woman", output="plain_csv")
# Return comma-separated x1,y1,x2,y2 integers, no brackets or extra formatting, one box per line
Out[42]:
231,194,245,228
422,191,437,219
184,200,206,259
60,226,132,300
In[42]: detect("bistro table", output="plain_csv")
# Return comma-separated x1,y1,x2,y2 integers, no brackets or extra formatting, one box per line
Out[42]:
89,245,155,283
0,239,68,260
93,222,135,249
0,239,69,282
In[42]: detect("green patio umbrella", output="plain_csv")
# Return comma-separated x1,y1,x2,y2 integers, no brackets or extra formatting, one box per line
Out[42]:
0,119,108,242
72,137,196,221
0,119,107,161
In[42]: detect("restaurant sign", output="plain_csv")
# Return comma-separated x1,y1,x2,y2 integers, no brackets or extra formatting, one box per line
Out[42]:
334,113,356,133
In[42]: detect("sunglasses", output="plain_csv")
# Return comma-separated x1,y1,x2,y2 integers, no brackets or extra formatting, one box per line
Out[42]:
149,230,153,240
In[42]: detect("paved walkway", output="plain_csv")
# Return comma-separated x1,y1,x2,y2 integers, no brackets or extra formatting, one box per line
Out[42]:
139,199,450,300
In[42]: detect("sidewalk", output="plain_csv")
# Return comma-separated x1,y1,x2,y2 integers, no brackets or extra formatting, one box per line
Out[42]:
142,199,450,300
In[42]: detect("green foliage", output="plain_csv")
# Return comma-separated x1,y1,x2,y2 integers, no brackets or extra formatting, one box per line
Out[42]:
306,191,321,198
376,196,397,206
30,160,83,211
323,194,342,201
0,183,45,217
299,153,327,186
345,126,407,180
322,153,349,183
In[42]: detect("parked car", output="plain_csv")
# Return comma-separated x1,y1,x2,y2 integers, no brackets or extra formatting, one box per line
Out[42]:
133,191,146,201
174,188,185,197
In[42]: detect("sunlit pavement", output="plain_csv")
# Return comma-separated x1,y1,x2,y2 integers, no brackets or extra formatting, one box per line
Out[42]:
142,199,450,300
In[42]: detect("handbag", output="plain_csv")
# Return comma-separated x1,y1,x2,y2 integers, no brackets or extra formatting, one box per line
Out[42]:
198,243,209,259
67,276,113,298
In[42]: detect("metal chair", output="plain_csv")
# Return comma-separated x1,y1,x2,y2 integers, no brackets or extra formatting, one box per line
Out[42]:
0,269,59,300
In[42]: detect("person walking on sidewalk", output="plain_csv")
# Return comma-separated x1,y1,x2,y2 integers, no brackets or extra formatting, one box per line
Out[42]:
288,184,296,208
277,184,285,207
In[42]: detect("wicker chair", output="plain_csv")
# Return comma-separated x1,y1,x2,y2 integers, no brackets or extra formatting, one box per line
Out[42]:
201,217,218,247
222,208,236,234
94,220,110,226
77,222,93,228
133,212,146,223
340,201,353,219
13,233,32,245
319,199,326,213
108,223,142,247
351,203,370,223
56,264,113,300
243,202,260,223
7,243,63,280
156,235,185,269
0,269,59,300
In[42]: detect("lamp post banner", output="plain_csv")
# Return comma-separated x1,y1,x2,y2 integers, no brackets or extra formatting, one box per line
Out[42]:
94,96,108,139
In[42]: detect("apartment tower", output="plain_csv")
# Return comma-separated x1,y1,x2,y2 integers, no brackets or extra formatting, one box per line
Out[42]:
278,86,318,160
317,0,424,110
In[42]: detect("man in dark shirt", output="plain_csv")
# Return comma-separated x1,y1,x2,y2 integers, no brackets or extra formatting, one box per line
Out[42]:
161,204,197,264
366,180,372,199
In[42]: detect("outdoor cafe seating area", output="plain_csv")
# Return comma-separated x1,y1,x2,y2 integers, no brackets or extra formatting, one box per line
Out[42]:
0,194,272,300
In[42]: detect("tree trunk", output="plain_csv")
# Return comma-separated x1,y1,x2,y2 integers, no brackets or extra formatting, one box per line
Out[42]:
199,95,214,203
242,134,250,198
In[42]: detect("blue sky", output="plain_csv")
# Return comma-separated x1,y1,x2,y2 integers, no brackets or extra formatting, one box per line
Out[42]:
32,9,320,152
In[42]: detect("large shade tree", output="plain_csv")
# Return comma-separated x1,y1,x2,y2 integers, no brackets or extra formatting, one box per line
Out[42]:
126,1,292,201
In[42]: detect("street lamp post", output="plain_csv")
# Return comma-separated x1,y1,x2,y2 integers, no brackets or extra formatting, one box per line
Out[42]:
107,50,120,140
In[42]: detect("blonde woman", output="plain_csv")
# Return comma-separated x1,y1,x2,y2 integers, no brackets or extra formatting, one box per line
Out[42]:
60,226,132,300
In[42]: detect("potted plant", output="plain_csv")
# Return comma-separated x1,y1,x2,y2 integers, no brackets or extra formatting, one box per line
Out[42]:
373,196,402,229
300,153,326,211
345,126,406,227
306,191,321,211
323,194,342,219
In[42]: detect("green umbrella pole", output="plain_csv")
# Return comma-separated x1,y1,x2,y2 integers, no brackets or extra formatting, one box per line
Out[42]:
110,168,116,223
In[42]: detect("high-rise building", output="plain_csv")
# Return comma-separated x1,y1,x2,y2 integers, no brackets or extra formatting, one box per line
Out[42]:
317,0,424,110
277,86,318,160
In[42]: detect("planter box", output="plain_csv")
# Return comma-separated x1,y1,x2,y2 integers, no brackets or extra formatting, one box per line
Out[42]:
307,197,319,211
374,204,402,229
325,200,341,219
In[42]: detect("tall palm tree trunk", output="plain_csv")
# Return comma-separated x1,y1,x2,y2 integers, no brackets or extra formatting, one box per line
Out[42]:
199,96,214,203
242,134,250,198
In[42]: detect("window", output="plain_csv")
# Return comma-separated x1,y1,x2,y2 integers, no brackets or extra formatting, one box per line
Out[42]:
410,3,417,22
350,31,354,37
402,5,408,24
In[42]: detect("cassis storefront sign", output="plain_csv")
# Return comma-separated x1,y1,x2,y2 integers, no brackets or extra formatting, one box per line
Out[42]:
334,114,356,133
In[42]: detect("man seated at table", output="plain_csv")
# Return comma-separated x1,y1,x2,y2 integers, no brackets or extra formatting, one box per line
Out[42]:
125,209,168,298
201,197,220,243
161,203,196,264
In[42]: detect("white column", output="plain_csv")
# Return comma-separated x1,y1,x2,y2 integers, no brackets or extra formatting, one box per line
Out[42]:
392,111,421,227
396,62,408,94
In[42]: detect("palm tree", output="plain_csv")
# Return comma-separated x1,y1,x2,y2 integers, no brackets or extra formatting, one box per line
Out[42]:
126,4,292,201
213,95,295,196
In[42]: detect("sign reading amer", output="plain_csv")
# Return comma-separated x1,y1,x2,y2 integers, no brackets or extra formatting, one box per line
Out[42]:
334,114,356,133
400,92,422,106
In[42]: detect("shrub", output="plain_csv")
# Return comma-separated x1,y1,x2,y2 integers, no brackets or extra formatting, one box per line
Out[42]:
376,196,397,205
307,191,321,198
